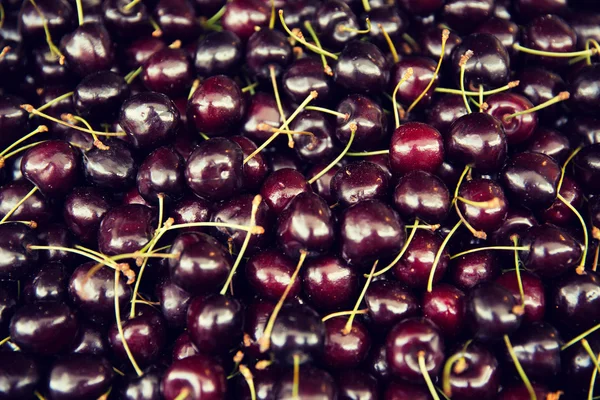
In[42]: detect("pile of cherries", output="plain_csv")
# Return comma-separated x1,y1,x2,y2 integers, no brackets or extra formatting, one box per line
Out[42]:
2,0,600,398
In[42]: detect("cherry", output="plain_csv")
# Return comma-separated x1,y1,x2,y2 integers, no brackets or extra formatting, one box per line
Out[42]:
501,152,561,209
419,26,463,63
517,67,567,121
397,0,444,15
426,94,468,136
260,168,312,214
390,122,445,175
246,249,302,301
141,47,193,97
31,47,71,85
161,354,226,399
97,204,155,255
498,383,559,400
47,354,114,400
394,229,449,289
74,72,128,124
153,0,201,42
0,222,39,280
475,16,519,52
36,224,73,264
514,0,567,21
331,161,389,207
336,370,378,400
340,199,405,268
234,364,279,400
187,294,243,354
169,232,232,295
246,29,292,79
69,323,109,356
450,250,500,291
137,147,184,204
384,380,433,400
390,57,439,110
60,22,114,77
550,270,600,333
0,281,18,334
485,93,537,145
241,92,286,143
120,368,163,400
541,176,583,226
314,0,360,51
365,280,420,331
10,301,78,355
393,170,450,224
193,30,242,77
521,14,577,67
156,278,192,329
231,135,269,190
367,5,408,46
302,255,359,312
172,331,199,361
102,0,152,39
366,343,392,382
0,95,29,148
185,137,244,201
274,366,336,399
243,299,275,358
457,178,508,233
466,282,523,341
573,143,600,194
63,187,111,244
0,352,40,400
221,0,270,42
322,317,371,369
308,162,339,204
119,92,180,149
496,270,546,324
422,283,466,339
446,112,507,172
169,197,210,233
336,94,387,150
527,127,571,163
24,262,68,303
121,38,166,70
443,0,494,33
282,57,333,105
334,40,389,94
19,0,73,42
0,181,52,224
290,110,337,163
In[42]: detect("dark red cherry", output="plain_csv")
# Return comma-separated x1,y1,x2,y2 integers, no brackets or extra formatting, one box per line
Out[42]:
47,355,114,400
0,181,52,224
60,22,114,77
422,283,465,339
69,323,108,356
0,95,28,149
334,40,389,94
281,0,319,29
187,75,244,136
367,5,408,46
514,0,567,21
386,318,444,383
74,71,130,121
517,67,566,121
119,92,180,149
397,0,444,15
169,195,211,232
35,224,73,264
527,127,571,163
336,94,387,150
541,176,583,226
274,366,336,399
562,334,600,398
389,122,444,175
246,29,292,79
246,249,302,301
566,11,600,46
21,140,79,198
142,47,193,97
365,280,420,331
466,282,523,341
0,352,40,400
444,341,501,400
282,57,333,105
419,26,463,63
10,302,78,355
426,94,468,136
446,113,507,173
393,171,450,224
496,270,546,324
97,204,155,255
108,304,167,368
19,0,73,41
302,255,358,312
241,92,285,143
573,143,600,194
69,262,131,325
485,93,537,145
443,0,494,33
331,161,389,207
172,331,199,361
340,200,405,268
336,370,378,400
550,270,600,333
161,354,225,400
187,295,243,354
290,110,337,163
384,380,433,400
322,317,371,369
185,137,244,201
243,300,275,358
137,147,184,204
24,262,68,303
0,281,18,334
451,33,510,90
63,187,111,245
121,38,167,70
260,168,312,215
153,0,201,42
390,57,439,109
156,278,192,329
194,31,243,77
475,16,519,51
0,223,39,280
366,343,391,382
169,232,232,295
102,0,152,39
221,0,269,42
120,369,162,400
394,229,449,289
230,136,269,190
501,152,561,209
314,0,360,51
522,14,576,67
234,364,279,400
308,162,339,205
450,250,500,291
457,178,508,233
490,207,538,247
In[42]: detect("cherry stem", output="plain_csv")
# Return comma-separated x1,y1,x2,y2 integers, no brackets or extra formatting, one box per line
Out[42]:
241,82,259,93
442,351,469,397
188,79,200,100
504,92,569,122
269,65,294,148
258,250,308,353
123,0,143,12
0,220,37,228
0,46,10,59
29,0,64,63
512,235,527,311
125,66,143,84
257,123,314,136
585,39,600,66
34,91,74,117
0,125,48,162
0,186,38,223
392,67,414,128
239,365,257,400
459,50,474,114
435,81,520,96
418,351,441,400
563,323,600,351
0,336,10,346
220,195,262,295
452,165,485,239
22,105,125,136
427,220,463,292
304,106,347,119
455,204,486,239
343,259,378,335
204,5,226,27
558,193,588,275
513,42,596,58
338,18,371,34
269,0,276,30
370,219,419,278
292,354,300,399
245,91,318,164
148,17,162,37
581,339,600,377
279,10,339,60
321,309,368,322
304,20,332,76
450,245,529,260
75,0,84,25
173,387,190,400
504,334,536,400
406,29,449,114
402,33,419,53
557,145,583,193
378,23,398,64
362,0,371,12
593,244,599,272
346,149,389,156
34,391,46,400
0,3,4,30
114,269,144,377
63,113,107,149
307,123,356,184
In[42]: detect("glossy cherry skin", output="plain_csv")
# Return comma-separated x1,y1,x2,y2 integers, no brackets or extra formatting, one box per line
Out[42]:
10,302,78,355
21,140,79,198
336,94,387,150
234,364,279,400
120,368,163,400
457,178,508,233
331,161,389,207
169,232,232,295
389,122,444,175
0,223,39,280
340,200,405,269
443,0,494,33
390,57,439,109
260,168,312,214
485,93,537,145
314,0,360,51
69,323,109,356
527,128,571,163
142,47,193,97
475,16,519,51
152,0,200,42
573,143,600,194
0,281,18,335
444,341,501,400
173,331,200,361
0,352,40,400
570,63,600,116
108,304,167,368
274,366,336,399
397,0,444,14
427,94,468,136
47,355,114,400
121,37,165,69
19,0,74,43
187,295,243,354
119,92,180,149
102,0,152,39
393,171,450,224
221,0,269,42
97,204,155,255
496,270,546,324
63,187,111,244
334,40,388,94
336,370,378,400
271,303,325,365
137,147,184,204
450,250,501,291
450,33,510,90
517,67,567,121
231,136,269,190
419,26,463,63
0,181,52,224
169,196,209,229
246,29,291,79
290,110,337,163
309,162,340,204
322,317,371,369
365,280,420,331
194,31,242,77
241,92,285,143
155,277,192,329
302,255,358,312
282,57,333,105
384,380,433,400
492,208,538,247
394,229,449,289
74,71,130,121
501,152,561,209
35,224,72,265
23,262,68,303
550,270,600,333
161,354,226,400
386,318,444,383
467,283,523,341
522,14,576,67
185,138,244,201
246,249,301,300
446,113,507,173
562,334,600,397
422,283,466,339
0,95,28,148
242,300,275,359
60,22,114,77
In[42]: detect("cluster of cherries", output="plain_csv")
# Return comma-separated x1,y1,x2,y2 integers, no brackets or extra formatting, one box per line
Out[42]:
2,0,600,399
